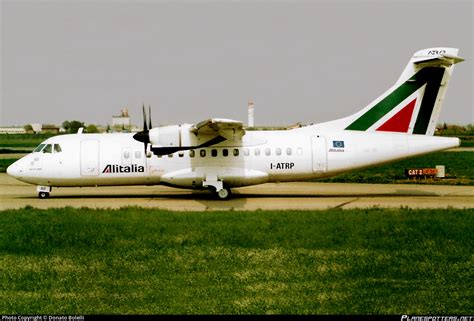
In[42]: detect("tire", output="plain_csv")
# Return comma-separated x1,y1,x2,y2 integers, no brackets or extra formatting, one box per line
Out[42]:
216,188,231,200
38,192,49,199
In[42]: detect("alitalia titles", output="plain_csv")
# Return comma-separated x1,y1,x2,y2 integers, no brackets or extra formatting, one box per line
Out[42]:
102,164,145,174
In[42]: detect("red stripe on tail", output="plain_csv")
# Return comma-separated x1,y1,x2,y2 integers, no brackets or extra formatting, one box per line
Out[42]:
376,98,417,133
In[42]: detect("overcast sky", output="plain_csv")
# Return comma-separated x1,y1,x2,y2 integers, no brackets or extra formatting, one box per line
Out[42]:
1,0,472,127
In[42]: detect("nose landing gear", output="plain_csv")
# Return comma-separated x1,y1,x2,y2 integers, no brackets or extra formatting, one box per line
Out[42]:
37,185,52,199
38,191,50,199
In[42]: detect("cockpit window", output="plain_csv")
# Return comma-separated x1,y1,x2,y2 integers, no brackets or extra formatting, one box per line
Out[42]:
33,144,46,153
54,144,62,153
43,144,52,153
34,144,46,152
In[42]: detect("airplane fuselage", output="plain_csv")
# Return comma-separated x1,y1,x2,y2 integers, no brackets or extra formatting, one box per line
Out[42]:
7,125,459,190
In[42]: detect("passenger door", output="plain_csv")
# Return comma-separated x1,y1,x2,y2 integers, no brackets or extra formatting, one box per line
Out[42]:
81,140,100,176
311,135,327,173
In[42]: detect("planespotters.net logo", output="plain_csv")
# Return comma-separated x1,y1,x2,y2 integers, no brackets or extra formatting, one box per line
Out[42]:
402,316,474,321
102,164,145,173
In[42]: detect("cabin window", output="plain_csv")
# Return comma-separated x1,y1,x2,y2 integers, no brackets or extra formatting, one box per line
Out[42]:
297,147,303,156
178,152,184,157
200,150,206,157
189,150,195,157
168,153,173,158
233,149,239,156
124,151,130,159
53,144,62,153
34,144,46,152
211,149,218,157
223,149,229,157
244,148,249,156
43,144,52,153
286,147,292,156
254,148,260,156
265,148,271,156
135,151,141,159
276,147,281,156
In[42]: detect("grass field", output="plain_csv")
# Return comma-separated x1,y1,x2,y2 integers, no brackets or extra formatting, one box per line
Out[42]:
0,133,57,148
319,151,474,185
0,159,18,173
0,207,472,314
460,137,474,147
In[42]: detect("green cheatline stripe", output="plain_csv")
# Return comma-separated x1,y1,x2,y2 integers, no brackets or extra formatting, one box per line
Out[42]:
345,67,445,132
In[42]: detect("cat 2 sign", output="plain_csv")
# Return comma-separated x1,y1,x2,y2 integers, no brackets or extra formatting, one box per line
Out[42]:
405,168,438,177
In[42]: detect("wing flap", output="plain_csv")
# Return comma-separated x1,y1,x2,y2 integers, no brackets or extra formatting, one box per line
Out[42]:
191,118,245,140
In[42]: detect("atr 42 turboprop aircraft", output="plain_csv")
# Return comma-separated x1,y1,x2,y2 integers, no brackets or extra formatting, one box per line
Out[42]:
7,48,464,199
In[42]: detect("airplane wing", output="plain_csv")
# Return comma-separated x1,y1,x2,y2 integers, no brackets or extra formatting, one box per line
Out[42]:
149,118,245,156
191,118,245,140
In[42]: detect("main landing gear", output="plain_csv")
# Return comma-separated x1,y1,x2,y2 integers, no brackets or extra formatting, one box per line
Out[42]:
202,179,232,200
214,187,232,200
37,186,52,199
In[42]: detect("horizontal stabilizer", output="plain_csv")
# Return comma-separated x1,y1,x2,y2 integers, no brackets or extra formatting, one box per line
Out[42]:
412,48,464,67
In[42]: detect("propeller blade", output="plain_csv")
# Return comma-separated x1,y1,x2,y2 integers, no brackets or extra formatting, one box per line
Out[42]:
148,105,152,129
142,104,148,132
133,104,151,156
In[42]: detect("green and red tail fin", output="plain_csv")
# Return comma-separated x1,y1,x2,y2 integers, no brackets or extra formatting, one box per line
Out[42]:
318,48,464,135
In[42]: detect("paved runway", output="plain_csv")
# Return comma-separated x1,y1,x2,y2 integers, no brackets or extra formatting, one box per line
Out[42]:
1,174,473,211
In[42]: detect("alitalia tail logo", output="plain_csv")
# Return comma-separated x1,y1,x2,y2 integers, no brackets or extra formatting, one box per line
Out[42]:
345,67,445,134
102,164,145,173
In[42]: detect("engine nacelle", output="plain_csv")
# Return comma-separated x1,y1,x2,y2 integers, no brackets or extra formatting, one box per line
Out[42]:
160,167,269,188
148,124,196,148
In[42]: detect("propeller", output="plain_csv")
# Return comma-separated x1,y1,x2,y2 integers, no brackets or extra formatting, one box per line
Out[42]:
148,105,152,129
133,104,152,155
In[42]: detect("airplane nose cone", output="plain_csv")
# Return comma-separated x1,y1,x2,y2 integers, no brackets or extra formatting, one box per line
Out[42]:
6,161,20,178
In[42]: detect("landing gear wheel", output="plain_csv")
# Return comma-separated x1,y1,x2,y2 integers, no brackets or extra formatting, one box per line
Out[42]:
216,188,231,200
38,192,50,199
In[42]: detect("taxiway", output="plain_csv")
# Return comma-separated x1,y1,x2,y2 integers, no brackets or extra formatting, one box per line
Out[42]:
1,174,473,210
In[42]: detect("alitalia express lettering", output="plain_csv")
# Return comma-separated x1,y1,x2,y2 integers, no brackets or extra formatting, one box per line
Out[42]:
102,164,145,174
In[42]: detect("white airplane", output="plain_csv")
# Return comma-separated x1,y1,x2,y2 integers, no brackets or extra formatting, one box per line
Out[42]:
7,47,464,199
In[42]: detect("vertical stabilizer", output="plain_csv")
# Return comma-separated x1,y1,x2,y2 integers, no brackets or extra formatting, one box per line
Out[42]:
316,48,464,135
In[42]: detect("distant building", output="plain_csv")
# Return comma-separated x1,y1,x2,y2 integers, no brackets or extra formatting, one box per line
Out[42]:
0,124,62,134
0,127,26,134
112,108,131,128
31,123,42,133
41,124,60,134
